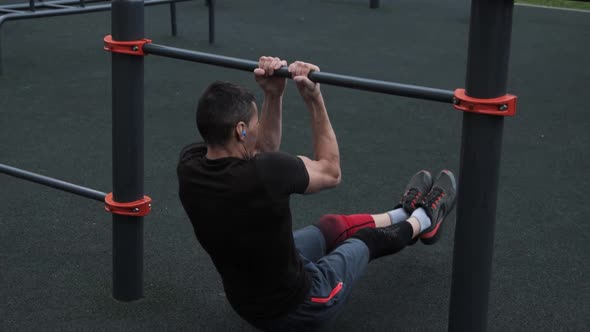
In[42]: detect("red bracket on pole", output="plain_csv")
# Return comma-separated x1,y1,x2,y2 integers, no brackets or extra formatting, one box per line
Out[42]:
453,89,517,116
105,193,152,217
103,35,152,56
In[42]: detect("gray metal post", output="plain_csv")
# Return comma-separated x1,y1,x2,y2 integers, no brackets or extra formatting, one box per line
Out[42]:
170,2,177,36
0,32,3,75
369,0,380,9
449,0,514,331
111,0,145,302
208,0,214,44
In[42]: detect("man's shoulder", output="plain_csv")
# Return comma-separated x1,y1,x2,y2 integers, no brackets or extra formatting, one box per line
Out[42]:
179,142,207,163
254,150,300,165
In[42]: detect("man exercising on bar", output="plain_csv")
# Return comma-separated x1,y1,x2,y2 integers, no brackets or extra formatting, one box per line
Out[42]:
177,57,457,331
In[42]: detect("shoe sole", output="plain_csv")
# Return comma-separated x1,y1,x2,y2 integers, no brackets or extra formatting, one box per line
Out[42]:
420,218,444,245
420,170,456,245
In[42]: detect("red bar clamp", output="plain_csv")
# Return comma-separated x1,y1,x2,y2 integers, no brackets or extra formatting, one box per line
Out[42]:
103,35,152,56
453,89,517,116
105,193,152,217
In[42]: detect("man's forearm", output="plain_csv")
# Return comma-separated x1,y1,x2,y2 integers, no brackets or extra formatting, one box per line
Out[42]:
306,95,339,165
256,94,283,152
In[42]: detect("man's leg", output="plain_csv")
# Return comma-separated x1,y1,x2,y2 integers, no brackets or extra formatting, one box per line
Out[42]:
284,170,457,330
285,219,420,330
293,226,327,263
275,237,371,331
294,208,415,262
353,170,457,259
293,211,401,263
313,170,434,252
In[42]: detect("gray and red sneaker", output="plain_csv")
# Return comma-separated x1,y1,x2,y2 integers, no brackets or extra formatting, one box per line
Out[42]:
395,170,433,214
417,170,457,245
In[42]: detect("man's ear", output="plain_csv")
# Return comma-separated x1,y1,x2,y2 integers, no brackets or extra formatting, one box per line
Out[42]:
236,122,246,141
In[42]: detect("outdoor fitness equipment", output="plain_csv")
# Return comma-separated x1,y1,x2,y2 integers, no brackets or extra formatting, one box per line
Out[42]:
0,0,518,331
0,0,216,75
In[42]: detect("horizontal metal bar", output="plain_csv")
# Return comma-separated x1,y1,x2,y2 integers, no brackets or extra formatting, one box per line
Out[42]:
0,0,192,26
0,8,24,14
0,0,104,11
142,43,455,103
140,0,193,8
0,3,112,24
0,163,107,202
44,4,73,9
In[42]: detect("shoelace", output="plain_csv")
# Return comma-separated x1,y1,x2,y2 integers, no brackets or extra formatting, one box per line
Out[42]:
424,188,446,210
403,188,422,209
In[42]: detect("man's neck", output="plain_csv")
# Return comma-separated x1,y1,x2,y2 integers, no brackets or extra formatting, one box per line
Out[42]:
206,143,245,160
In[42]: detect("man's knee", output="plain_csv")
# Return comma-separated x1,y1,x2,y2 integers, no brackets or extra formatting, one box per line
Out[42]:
314,214,375,252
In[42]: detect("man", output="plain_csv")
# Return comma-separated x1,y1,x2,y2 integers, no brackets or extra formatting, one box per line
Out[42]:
177,57,457,331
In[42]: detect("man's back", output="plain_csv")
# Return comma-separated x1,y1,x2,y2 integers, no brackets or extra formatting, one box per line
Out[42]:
177,142,311,320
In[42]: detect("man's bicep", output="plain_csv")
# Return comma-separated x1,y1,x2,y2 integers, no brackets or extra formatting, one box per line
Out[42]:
297,156,340,194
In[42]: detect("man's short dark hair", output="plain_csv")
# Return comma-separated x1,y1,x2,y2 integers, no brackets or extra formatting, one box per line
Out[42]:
196,81,256,147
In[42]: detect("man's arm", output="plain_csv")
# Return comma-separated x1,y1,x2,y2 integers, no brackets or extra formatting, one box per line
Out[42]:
256,93,283,152
289,61,341,194
254,56,287,153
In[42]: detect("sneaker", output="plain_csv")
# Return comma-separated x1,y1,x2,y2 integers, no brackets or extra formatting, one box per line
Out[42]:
395,170,433,213
417,170,457,245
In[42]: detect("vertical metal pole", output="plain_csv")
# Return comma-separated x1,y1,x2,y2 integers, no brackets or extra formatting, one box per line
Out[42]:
369,0,380,9
80,0,86,8
30,0,35,12
170,2,177,36
448,0,514,331
0,30,3,76
208,0,215,44
111,0,145,302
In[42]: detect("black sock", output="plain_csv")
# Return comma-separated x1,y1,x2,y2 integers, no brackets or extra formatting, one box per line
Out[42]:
351,221,413,260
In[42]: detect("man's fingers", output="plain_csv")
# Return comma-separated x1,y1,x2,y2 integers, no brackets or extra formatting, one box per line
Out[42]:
254,68,265,76
293,76,315,90
258,56,288,77
296,61,305,77
294,61,318,77
258,56,271,76
259,57,318,81
263,58,272,75
258,56,268,71
308,63,320,72
268,58,280,76
292,76,306,84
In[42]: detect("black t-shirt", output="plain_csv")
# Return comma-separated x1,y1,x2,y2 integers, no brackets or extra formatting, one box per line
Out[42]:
177,142,311,320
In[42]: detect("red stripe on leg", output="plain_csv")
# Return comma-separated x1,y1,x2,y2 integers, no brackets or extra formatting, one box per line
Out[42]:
316,214,376,251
